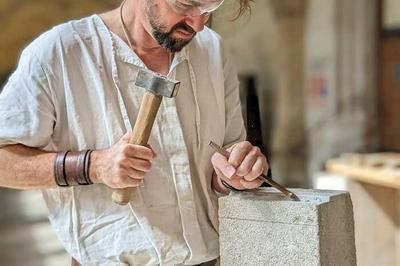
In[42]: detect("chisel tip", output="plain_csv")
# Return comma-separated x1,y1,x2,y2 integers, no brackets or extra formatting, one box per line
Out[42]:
289,192,301,201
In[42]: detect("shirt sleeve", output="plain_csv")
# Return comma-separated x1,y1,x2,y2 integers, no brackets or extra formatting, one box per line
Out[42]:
221,44,247,149
0,48,56,148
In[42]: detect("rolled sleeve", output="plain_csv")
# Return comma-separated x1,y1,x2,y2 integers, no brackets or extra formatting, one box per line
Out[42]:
0,48,56,148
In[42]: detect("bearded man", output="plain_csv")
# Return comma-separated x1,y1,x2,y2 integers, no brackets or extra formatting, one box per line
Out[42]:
0,0,268,265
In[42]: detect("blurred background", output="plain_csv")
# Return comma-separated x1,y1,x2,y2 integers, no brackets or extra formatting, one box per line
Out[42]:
0,0,399,265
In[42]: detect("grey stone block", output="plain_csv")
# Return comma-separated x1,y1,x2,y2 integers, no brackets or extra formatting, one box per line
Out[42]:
219,188,356,266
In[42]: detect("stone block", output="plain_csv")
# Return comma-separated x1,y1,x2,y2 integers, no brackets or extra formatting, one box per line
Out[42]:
218,188,356,266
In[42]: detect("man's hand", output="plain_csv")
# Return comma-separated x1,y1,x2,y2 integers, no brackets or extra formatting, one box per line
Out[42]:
211,141,267,191
90,133,156,189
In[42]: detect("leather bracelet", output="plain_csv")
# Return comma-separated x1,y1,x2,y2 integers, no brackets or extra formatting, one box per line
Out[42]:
54,150,93,187
220,178,246,192
83,150,93,185
65,151,89,186
54,151,69,187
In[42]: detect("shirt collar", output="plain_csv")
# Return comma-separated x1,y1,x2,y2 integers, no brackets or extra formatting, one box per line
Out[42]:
93,14,189,68
112,35,190,69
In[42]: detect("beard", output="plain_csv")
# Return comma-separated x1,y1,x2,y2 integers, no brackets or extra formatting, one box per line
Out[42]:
148,7,196,52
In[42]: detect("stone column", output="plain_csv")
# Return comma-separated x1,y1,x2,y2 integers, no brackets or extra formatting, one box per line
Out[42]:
305,0,379,180
269,0,307,188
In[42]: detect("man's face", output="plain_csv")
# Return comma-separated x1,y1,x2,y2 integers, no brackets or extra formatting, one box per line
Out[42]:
145,0,220,52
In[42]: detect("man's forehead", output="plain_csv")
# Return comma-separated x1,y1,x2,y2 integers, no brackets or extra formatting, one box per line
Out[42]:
182,0,221,6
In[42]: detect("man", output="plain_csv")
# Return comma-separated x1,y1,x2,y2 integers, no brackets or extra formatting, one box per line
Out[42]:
0,0,267,265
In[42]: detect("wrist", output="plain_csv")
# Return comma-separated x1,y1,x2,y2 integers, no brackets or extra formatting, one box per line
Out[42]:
212,171,230,194
220,178,245,192
89,150,102,184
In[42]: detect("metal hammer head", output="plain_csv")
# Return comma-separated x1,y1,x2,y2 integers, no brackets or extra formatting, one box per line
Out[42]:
135,68,180,98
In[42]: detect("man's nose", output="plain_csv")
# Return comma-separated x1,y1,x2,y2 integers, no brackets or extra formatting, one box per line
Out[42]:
184,15,209,33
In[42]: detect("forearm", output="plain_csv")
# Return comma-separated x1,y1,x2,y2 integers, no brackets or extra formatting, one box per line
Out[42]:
0,144,57,190
211,171,230,195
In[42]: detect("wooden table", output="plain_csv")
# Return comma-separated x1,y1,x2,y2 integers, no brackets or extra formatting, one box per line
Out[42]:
324,153,400,266
326,153,400,188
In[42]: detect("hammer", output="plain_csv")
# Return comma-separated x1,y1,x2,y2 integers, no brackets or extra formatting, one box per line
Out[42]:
112,68,180,205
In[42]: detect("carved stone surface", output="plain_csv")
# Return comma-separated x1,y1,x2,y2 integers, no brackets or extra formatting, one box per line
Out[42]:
219,188,357,266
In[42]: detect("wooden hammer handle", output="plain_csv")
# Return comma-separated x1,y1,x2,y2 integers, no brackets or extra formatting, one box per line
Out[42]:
112,92,162,205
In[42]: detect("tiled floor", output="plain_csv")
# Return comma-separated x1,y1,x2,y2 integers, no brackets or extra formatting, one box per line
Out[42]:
0,188,70,266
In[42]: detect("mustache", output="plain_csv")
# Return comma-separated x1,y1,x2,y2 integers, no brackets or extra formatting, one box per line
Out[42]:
170,22,196,35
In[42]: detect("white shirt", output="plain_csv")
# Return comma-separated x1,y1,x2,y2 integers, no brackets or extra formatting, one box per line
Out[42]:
0,15,246,266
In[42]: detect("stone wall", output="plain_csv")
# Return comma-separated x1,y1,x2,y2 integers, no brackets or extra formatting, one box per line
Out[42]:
213,0,379,186
384,0,400,29
0,0,118,84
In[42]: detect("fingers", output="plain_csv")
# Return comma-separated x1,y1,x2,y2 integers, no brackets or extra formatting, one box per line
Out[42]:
123,179,144,188
212,141,269,191
97,133,162,189
106,136,157,188
127,157,152,172
123,144,156,161
211,152,236,178
119,157,152,180
119,132,157,160
228,141,253,168
236,146,261,176
230,143,268,182
239,178,264,190
244,156,268,181
114,168,145,188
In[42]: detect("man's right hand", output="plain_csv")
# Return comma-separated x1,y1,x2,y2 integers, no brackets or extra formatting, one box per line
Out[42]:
89,133,156,189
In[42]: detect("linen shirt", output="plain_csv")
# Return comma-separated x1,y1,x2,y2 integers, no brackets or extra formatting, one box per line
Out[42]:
0,15,246,266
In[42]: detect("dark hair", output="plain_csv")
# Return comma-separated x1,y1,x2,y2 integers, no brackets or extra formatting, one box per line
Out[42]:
237,0,253,18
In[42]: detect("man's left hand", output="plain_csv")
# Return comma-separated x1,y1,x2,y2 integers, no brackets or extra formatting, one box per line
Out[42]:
211,141,268,190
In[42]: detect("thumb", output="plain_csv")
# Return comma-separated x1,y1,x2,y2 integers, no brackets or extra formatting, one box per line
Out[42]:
211,152,236,178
